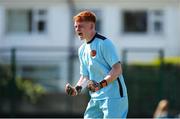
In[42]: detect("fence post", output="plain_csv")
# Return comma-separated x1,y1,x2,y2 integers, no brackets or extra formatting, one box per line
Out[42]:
66,0,76,115
122,49,128,73
159,49,164,67
158,49,164,100
10,48,17,117
122,49,127,65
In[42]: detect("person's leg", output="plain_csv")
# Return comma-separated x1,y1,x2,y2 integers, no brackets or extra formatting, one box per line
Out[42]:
84,99,103,118
101,97,128,118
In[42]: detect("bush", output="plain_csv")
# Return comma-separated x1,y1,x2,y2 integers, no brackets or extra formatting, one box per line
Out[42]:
0,64,45,103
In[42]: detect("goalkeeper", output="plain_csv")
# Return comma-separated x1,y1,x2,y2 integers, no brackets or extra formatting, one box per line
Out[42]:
65,10,128,118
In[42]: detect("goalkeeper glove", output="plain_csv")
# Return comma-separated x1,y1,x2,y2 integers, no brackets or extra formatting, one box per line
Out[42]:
87,80,108,92
65,83,82,96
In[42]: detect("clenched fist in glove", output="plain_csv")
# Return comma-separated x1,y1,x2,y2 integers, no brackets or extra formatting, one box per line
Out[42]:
87,80,108,92
65,83,82,96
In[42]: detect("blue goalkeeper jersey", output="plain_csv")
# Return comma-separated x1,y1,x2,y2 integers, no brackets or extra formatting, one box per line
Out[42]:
78,33,127,100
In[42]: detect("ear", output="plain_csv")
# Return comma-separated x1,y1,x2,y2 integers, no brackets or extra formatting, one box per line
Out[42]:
90,23,95,30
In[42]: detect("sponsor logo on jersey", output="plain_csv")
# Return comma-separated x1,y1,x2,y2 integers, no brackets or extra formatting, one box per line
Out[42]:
90,50,96,57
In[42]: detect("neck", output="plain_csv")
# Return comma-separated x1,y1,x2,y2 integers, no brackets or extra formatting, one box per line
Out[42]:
85,31,96,43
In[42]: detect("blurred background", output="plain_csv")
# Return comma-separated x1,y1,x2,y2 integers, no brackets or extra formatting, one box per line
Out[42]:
0,0,180,118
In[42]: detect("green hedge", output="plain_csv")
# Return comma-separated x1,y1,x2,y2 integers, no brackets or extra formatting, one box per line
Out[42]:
124,64,180,117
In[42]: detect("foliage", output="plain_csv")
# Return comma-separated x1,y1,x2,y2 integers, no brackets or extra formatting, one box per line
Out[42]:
0,64,46,103
0,64,11,97
16,77,46,103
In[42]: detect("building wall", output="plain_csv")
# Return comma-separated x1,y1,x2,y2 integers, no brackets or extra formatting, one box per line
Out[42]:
0,0,180,57
0,2,72,48
73,0,180,62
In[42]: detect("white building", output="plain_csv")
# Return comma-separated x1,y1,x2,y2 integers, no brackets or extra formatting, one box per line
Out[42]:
0,0,180,91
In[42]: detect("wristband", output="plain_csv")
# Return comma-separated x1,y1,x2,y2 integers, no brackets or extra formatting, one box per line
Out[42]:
99,80,108,88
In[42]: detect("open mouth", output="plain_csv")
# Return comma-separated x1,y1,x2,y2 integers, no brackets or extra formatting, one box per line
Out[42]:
78,32,83,36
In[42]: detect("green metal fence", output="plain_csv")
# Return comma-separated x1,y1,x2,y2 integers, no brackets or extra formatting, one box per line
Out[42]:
122,48,180,117
0,47,88,117
0,47,180,117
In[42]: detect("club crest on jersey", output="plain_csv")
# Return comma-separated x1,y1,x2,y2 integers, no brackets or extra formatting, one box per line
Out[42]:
90,50,96,57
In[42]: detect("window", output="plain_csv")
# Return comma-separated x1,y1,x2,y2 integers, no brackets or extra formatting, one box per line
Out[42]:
122,10,164,34
6,9,48,34
149,10,164,34
123,11,147,33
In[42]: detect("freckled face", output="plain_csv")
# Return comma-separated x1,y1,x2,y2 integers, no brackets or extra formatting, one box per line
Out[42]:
74,21,92,40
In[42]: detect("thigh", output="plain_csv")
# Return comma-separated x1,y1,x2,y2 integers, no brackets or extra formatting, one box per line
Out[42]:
84,99,103,118
102,97,128,118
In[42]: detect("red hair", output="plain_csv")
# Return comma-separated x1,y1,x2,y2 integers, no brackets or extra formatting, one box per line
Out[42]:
73,10,96,23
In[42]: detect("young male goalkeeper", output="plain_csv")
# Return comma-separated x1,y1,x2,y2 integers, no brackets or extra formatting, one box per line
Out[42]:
65,10,128,118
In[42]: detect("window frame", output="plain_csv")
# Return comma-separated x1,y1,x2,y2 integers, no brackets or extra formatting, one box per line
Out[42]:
122,10,148,34
5,8,48,34
121,9,164,35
